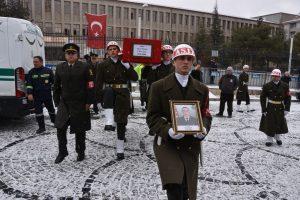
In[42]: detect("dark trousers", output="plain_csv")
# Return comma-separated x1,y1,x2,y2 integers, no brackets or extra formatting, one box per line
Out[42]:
219,92,234,115
93,102,99,114
117,123,126,140
237,93,250,105
165,173,189,200
57,124,86,155
102,87,115,109
34,97,56,128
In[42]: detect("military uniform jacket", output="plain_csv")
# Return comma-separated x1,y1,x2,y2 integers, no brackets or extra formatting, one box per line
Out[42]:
26,66,54,100
219,74,238,94
146,73,212,200
95,58,138,123
53,61,94,132
236,72,249,101
155,62,174,81
259,81,291,136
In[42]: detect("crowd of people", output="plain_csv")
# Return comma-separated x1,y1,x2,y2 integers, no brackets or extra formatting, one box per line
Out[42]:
26,41,291,200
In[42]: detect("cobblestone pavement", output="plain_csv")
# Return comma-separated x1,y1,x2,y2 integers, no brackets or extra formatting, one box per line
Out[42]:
0,101,299,200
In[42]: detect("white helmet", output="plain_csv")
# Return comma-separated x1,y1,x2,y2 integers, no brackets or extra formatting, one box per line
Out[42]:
271,69,281,77
162,45,173,52
172,44,195,60
106,41,120,50
243,65,249,69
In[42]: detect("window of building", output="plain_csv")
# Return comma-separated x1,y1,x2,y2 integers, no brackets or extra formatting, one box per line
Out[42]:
107,26,113,37
185,15,189,26
54,0,62,22
196,16,200,28
290,23,297,29
145,29,150,39
82,27,87,36
82,3,88,23
179,14,183,25
152,30,157,39
73,2,80,21
45,22,52,33
227,21,231,30
172,31,176,42
139,9,144,21
178,32,182,42
159,30,164,40
35,0,42,20
172,13,176,24
190,33,194,42
131,28,136,38
73,24,80,35
99,5,105,14
64,1,71,21
45,0,52,20
123,27,129,37
116,7,121,19
108,6,114,18
124,7,129,20
116,27,121,38
91,4,97,15
159,12,164,23
207,18,211,27
146,10,150,21
131,8,136,20
202,17,205,27
184,32,188,42
54,23,62,33
165,31,170,40
153,11,157,22
166,13,170,23
191,16,194,26
64,23,71,35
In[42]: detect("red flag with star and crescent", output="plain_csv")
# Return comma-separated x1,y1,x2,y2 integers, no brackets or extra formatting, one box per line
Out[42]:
85,13,107,49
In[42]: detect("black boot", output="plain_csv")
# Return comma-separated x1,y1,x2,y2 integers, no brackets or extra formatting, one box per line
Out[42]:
77,153,85,161
117,153,124,160
55,152,69,164
50,113,56,124
55,129,68,164
76,132,86,162
104,125,116,131
36,115,46,134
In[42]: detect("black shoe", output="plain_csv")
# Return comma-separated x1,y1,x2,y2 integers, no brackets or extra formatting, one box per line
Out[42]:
124,137,127,143
117,153,124,160
104,125,116,131
215,113,223,117
77,153,85,162
55,152,68,164
36,128,46,134
237,110,243,113
265,142,273,147
276,140,282,146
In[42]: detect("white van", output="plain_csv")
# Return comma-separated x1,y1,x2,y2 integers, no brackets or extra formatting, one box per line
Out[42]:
0,17,45,118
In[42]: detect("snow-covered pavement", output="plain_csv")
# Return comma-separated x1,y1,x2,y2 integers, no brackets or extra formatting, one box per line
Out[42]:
0,101,299,200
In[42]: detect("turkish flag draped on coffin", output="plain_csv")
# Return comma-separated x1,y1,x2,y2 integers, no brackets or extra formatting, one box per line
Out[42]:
85,13,107,49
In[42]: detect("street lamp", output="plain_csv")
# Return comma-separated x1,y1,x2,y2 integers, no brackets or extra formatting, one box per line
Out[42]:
288,32,295,73
137,3,148,39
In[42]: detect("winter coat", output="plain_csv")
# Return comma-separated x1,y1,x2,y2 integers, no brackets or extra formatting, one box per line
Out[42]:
218,74,238,94
146,73,212,200
236,72,249,101
259,81,291,136
53,61,94,132
95,58,138,123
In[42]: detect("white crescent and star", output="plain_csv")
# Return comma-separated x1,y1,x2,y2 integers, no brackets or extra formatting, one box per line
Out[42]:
90,21,103,37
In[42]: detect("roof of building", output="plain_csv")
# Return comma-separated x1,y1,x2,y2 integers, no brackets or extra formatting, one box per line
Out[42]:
119,0,280,25
282,17,300,24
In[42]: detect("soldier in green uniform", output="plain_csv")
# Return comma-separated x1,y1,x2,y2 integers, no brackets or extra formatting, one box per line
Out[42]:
236,65,252,112
89,52,100,115
141,45,175,109
259,69,291,147
95,41,138,160
147,44,212,200
53,43,95,163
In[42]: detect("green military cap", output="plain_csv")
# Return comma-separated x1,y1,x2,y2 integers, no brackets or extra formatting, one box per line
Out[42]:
89,52,98,57
63,43,80,53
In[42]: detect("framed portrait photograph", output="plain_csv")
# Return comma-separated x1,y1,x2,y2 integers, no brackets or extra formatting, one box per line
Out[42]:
169,100,204,135
132,44,152,58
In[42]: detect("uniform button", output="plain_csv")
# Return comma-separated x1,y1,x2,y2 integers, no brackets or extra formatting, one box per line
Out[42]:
177,147,180,150
188,147,192,150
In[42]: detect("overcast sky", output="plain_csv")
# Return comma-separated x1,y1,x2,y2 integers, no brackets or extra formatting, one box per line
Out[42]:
125,0,300,18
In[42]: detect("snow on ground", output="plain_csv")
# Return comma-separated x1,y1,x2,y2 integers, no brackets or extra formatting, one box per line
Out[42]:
0,101,299,199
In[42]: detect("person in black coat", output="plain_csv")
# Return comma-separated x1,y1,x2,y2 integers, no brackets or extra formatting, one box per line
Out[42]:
281,71,291,86
216,66,238,118
190,63,203,83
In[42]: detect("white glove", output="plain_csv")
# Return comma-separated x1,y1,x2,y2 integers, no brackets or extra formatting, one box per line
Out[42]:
243,82,248,86
152,64,160,70
193,127,207,140
284,111,289,116
262,112,267,117
121,61,131,69
168,128,185,140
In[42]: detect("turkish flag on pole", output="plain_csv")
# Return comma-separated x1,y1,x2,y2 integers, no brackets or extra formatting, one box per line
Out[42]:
85,13,107,49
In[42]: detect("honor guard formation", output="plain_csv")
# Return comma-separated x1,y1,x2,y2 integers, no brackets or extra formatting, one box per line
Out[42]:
23,41,293,200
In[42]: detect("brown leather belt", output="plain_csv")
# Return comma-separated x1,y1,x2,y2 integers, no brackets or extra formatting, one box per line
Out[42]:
105,83,128,89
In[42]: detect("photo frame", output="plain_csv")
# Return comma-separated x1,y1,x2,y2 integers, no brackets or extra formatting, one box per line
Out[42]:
169,100,204,135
